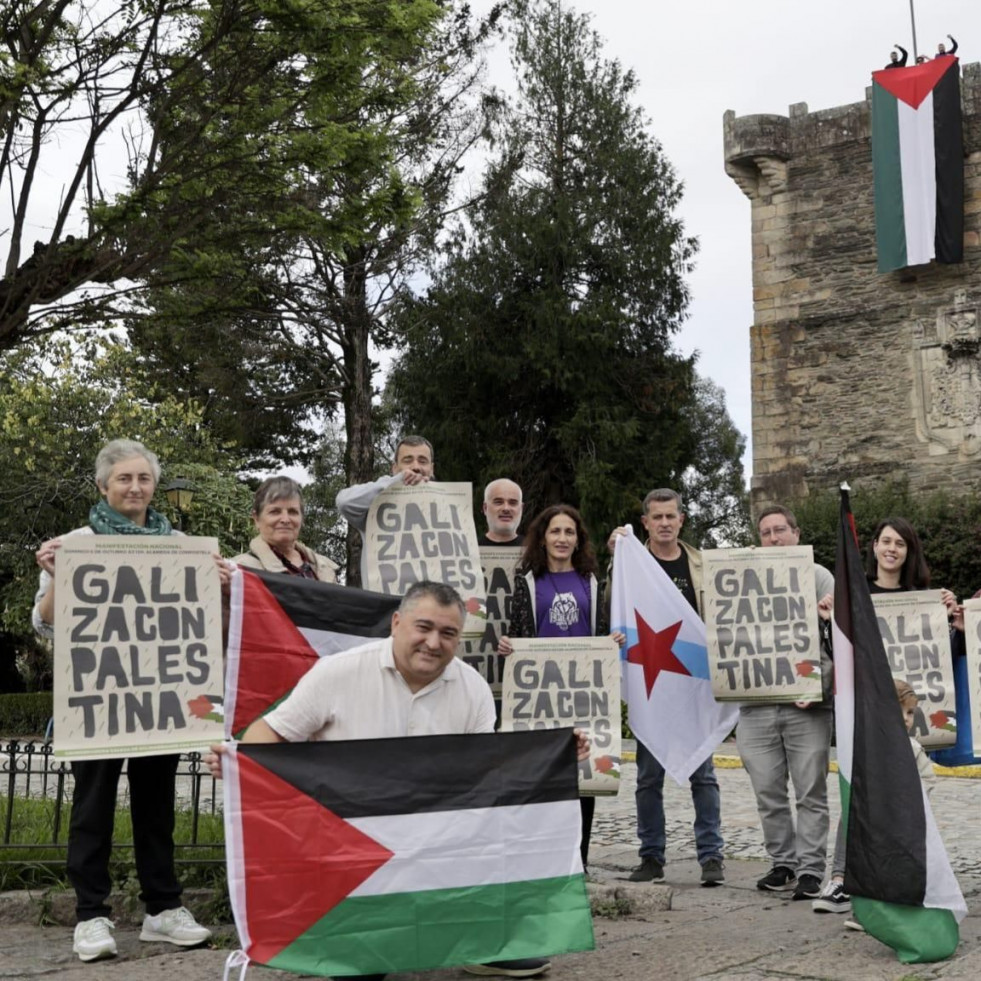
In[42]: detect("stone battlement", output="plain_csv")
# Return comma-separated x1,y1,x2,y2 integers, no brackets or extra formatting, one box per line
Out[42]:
724,62,981,511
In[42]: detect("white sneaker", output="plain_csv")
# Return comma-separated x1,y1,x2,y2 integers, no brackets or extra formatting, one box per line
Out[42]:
140,906,212,946
73,917,117,962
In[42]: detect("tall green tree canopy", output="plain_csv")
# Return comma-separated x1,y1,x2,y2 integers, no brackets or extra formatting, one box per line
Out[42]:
127,1,502,478
0,0,447,352
389,0,744,540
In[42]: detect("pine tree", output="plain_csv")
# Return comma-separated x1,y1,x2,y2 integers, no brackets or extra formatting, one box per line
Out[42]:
390,0,742,540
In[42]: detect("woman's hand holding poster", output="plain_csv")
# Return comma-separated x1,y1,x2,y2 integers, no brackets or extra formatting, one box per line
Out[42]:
53,536,225,759
872,590,955,747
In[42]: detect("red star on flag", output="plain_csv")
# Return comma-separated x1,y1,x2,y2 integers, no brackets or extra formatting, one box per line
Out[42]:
627,612,690,697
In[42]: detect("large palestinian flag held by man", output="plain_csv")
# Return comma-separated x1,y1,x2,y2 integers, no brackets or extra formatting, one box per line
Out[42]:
223,729,594,976
872,56,963,273
833,488,966,963
224,569,399,738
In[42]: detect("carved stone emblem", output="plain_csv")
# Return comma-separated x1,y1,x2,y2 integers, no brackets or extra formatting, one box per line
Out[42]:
913,291,981,454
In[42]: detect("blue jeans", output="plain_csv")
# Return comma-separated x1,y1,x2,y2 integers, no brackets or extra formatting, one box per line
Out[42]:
635,742,723,865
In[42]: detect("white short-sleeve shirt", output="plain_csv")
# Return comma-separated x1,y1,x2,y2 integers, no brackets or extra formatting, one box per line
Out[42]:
263,637,496,742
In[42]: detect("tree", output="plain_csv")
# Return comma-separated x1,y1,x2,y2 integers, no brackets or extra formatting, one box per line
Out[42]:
388,0,742,541
0,0,449,353
678,379,751,548
130,1,504,570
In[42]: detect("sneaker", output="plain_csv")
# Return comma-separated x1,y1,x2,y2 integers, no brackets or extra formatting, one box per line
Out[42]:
627,857,664,882
700,858,725,887
73,917,117,962
463,959,551,977
140,906,211,946
792,873,822,900
811,880,851,914
756,866,797,891
844,918,865,932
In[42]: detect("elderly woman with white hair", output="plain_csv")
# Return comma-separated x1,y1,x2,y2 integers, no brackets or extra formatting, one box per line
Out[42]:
32,439,216,963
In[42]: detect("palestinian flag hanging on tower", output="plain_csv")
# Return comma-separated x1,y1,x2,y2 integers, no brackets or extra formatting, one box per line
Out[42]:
833,486,966,963
223,729,594,976
871,55,963,273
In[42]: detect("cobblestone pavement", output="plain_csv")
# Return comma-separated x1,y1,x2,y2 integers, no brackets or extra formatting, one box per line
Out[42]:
591,739,981,879
4,739,981,979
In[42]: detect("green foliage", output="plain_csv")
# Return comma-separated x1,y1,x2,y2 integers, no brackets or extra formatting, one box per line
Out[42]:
0,337,253,640
0,693,52,736
0,795,225,890
389,0,745,545
787,480,981,599
1,0,457,353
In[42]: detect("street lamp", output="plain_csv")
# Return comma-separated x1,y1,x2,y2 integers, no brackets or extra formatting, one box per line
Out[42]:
162,478,195,531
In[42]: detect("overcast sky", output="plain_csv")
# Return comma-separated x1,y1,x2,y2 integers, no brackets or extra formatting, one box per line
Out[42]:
471,0,977,481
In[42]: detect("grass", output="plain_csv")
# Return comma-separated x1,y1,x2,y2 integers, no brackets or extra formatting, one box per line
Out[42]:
0,796,225,890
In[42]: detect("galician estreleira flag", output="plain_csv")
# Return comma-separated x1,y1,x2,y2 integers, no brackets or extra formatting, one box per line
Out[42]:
611,529,737,783
833,487,966,963
223,729,594,976
872,55,963,272
224,568,400,738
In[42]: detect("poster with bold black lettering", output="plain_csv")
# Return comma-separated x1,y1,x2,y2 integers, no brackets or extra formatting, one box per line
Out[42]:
872,590,955,748
364,482,486,638
460,546,521,696
53,536,224,759
501,637,621,795
703,546,821,703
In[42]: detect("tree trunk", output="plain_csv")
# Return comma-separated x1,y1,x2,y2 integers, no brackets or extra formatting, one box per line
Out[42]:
340,246,374,586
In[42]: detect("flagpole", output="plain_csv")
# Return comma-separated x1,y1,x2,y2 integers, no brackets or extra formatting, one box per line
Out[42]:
909,0,919,62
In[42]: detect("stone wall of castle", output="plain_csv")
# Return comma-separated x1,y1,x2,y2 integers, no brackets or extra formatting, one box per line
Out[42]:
724,63,981,512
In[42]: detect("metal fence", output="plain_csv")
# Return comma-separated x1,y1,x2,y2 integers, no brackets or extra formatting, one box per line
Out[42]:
0,740,223,865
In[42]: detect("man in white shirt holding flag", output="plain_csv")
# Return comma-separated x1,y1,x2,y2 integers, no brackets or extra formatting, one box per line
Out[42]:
608,489,737,887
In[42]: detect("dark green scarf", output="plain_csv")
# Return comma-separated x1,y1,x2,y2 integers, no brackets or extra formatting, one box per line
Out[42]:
88,498,172,536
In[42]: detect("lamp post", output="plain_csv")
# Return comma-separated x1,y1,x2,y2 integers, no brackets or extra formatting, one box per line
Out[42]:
162,478,195,531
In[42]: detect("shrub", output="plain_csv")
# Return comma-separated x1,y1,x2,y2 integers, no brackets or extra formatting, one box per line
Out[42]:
787,480,981,599
0,693,53,737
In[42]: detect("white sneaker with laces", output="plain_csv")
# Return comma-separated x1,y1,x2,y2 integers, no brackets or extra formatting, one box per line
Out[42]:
73,917,117,962
140,906,212,946
811,879,851,914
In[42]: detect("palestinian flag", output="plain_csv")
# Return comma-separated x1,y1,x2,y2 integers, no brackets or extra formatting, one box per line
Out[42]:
225,568,400,738
223,729,594,976
872,56,963,272
833,487,966,963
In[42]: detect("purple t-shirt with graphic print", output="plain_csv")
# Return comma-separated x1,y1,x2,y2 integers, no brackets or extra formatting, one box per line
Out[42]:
534,570,591,638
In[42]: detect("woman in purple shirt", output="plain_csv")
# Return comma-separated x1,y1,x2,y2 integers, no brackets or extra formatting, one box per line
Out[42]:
499,504,624,868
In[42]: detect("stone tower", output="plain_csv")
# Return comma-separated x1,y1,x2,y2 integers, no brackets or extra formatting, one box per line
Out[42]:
724,63,981,512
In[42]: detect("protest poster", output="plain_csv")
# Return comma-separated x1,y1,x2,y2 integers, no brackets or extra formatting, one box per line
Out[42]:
52,535,225,759
961,598,981,757
872,590,956,748
500,637,621,795
703,546,822,703
364,482,485,637
459,546,521,696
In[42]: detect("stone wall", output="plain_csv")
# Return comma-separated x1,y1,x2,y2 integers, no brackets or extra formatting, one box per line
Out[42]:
725,63,981,513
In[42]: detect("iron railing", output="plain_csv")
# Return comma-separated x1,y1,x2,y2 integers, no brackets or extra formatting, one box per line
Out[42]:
0,740,223,865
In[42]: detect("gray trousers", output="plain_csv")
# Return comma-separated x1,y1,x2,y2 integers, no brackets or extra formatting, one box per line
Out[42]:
736,704,832,880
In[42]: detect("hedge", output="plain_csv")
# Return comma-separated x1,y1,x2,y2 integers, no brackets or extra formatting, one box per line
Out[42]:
0,693,53,738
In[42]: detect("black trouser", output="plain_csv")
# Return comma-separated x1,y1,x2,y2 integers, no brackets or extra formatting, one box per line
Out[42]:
580,795,595,867
67,755,182,920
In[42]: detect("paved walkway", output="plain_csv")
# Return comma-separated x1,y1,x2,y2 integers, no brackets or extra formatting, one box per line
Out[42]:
3,739,981,979
592,739,981,880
